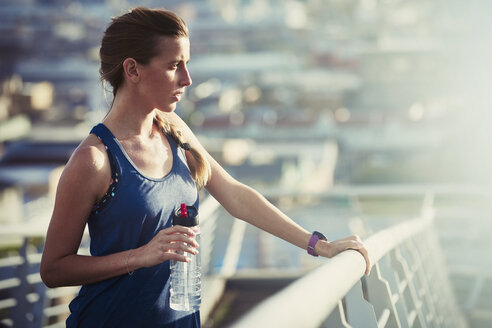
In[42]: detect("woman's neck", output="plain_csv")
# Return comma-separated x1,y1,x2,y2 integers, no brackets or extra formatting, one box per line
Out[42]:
103,91,156,140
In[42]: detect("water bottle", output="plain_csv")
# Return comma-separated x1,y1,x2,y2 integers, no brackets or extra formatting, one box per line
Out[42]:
169,203,201,311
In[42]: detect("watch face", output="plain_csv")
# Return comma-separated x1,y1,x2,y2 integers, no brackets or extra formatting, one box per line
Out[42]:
313,231,327,241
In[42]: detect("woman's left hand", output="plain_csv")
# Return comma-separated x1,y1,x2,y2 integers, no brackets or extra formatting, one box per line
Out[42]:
315,234,371,275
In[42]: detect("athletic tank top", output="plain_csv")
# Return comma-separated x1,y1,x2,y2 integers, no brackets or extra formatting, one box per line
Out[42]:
66,123,200,328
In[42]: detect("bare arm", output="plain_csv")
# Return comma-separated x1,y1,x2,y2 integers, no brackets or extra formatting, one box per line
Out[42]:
167,113,371,274
205,157,312,249
205,156,370,274
40,138,198,288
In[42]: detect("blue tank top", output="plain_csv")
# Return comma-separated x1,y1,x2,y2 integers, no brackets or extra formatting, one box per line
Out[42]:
66,123,200,328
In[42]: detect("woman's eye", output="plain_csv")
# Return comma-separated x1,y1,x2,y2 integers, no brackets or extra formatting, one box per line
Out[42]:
168,62,179,69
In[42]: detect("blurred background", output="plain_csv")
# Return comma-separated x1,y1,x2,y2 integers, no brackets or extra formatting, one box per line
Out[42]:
1,0,492,327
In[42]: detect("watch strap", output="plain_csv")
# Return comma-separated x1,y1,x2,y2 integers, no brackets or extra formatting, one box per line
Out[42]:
307,231,327,257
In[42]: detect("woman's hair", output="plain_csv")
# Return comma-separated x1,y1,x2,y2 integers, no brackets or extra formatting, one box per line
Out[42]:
99,7,210,188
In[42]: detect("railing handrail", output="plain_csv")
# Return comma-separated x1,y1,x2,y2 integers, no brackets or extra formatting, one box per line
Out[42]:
231,215,433,328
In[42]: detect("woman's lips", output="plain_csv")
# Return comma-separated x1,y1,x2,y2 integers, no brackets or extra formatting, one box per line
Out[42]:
172,92,183,102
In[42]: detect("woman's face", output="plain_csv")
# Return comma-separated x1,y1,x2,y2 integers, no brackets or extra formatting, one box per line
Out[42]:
137,36,192,112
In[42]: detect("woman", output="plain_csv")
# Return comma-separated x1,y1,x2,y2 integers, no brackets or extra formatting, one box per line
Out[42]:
40,7,371,327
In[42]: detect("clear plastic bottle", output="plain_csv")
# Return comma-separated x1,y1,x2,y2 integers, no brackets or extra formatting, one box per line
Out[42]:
169,203,201,311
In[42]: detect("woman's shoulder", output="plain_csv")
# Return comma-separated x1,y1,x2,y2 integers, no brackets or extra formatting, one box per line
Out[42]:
71,134,108,169
61,134,111,188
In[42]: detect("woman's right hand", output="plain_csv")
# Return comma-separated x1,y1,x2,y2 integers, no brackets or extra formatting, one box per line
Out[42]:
134,225,199,268
316,234,371,275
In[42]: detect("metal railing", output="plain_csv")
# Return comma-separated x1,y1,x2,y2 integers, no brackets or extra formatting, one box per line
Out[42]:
1,184,484,327
232,210,468,327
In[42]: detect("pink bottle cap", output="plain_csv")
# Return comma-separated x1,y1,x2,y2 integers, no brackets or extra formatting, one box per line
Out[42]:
180,203,188,218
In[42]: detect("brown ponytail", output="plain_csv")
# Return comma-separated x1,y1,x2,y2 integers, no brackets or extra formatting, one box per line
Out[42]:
154,113,211,189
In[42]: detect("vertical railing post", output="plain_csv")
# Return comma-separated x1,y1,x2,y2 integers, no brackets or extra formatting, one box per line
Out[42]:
30,240,47,327
389,248,426,327
8,237,47,328
404,238,439,326
344,280,378,328
365,263,402,328
379,255,411,328
322,300,350,328
10,238,32,327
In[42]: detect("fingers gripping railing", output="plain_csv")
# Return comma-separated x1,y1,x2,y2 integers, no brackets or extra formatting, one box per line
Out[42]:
232,216,467,328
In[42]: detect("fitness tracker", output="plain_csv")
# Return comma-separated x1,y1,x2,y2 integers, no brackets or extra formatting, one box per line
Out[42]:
307,231,327,257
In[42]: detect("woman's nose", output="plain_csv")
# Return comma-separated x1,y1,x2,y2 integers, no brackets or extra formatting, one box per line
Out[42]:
180,66,192,87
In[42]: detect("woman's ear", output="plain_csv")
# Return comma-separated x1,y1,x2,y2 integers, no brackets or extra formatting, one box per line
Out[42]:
122,58,140,83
